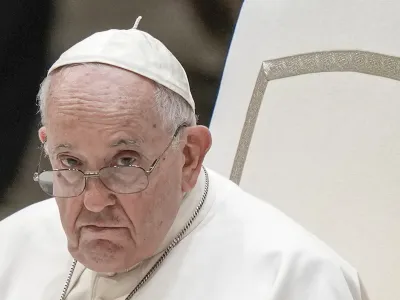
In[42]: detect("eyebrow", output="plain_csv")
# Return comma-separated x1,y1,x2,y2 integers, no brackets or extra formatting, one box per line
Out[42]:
50,139,142,153
110,139,142,148
53,143,72,151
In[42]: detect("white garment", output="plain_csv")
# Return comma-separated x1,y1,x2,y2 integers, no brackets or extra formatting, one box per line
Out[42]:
0,168,367,300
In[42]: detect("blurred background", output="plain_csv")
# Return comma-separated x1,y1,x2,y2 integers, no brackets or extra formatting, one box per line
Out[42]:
0,0,243,220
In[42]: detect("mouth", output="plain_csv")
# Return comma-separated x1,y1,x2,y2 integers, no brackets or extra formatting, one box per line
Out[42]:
83,225,123,232
79,225,131,242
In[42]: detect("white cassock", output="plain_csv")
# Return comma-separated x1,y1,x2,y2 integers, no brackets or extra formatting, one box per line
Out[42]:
0,168,367,300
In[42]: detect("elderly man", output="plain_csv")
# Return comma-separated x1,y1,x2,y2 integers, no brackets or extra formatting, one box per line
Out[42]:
0,20,368,300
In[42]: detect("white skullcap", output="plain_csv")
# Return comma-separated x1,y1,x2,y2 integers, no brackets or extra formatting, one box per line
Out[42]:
48,17,195,111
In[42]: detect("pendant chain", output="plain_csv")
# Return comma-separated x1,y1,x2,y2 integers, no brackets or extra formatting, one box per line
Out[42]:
59,167,209,300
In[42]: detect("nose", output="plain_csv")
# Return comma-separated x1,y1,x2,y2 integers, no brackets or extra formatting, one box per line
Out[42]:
82,177,116,213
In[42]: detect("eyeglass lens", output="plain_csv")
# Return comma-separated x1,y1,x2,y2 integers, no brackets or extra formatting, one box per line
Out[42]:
38,166,149,197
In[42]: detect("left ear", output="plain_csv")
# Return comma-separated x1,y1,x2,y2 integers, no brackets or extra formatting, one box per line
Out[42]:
181,125,212,192
38,126,47,143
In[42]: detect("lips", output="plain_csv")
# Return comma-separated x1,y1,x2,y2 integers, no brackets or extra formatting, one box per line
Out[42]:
80,222,121,228
84,225,122,232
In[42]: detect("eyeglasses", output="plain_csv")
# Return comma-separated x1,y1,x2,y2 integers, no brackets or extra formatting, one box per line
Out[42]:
33,124,187,198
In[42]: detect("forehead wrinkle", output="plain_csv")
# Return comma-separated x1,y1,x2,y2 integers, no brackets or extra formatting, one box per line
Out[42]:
46,65,159,130
50,90,143,113
53,104,145,123
48,100,152,131
49,64,156,108
45,65,166,151
49,88,156,127
51,83,139,104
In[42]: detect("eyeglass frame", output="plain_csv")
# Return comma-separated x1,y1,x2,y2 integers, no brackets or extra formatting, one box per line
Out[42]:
33,123,188,198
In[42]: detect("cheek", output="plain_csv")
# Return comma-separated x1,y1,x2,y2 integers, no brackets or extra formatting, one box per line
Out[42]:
117,191,156,228
118,174,180,227
56,197,82,235
146,172,182,218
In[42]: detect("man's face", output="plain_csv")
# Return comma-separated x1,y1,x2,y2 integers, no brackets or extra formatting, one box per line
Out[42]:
40,65,188,273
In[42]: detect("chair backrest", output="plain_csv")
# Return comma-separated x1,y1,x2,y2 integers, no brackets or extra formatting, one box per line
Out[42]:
205,1,400,299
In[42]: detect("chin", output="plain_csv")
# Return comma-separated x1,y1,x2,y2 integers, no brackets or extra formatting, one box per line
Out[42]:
71,239,134,273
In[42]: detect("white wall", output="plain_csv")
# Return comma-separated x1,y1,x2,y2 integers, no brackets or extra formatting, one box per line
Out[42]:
206,1,400,299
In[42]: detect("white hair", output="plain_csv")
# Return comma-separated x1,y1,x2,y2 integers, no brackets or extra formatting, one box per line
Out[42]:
153,82,197,133
37,64,197,135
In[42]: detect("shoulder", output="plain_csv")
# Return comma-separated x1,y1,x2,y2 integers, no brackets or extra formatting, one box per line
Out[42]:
0,198,61,235
0,199,71,299
206,168,344,258
0,198,67,261
205,167,365,299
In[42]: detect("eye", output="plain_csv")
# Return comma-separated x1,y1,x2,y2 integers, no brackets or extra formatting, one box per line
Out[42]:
60,156,80,168
115,156,137,166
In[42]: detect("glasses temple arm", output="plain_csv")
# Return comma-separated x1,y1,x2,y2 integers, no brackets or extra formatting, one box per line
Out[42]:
148,124,188,172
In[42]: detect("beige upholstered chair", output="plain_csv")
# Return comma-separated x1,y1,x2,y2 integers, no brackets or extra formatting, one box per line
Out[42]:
205,1,400,299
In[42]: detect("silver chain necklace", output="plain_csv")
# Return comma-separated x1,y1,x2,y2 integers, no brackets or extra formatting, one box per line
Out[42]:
59,167,209,300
